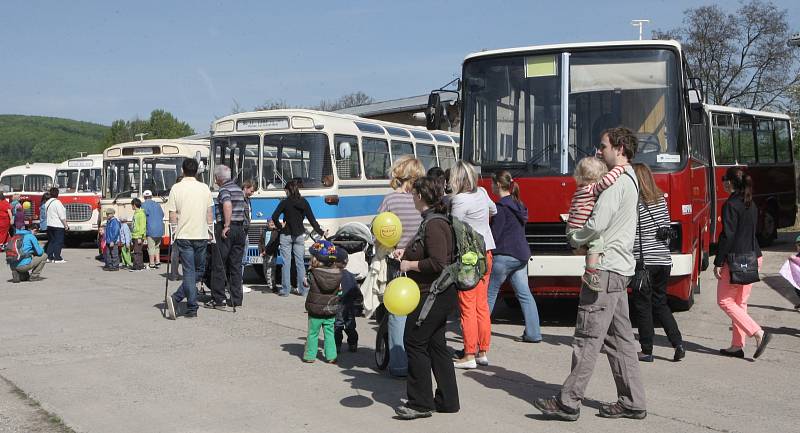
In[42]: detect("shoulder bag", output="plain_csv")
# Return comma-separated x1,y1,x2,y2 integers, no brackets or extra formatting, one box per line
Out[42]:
727,212,760,284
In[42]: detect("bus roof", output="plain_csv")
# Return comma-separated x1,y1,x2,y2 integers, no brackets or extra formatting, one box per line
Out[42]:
104,138,210,158
58,154,103,169
0,163,60,177
704,104,791,121
464,39,682,62
212,109,459,142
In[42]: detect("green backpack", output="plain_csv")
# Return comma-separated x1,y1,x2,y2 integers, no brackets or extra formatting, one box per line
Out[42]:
413,213,487,326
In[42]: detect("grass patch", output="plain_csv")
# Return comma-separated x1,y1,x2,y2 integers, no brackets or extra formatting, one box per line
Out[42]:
1,375,77,433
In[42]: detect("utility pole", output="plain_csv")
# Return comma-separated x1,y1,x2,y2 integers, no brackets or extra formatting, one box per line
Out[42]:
631,19,650,40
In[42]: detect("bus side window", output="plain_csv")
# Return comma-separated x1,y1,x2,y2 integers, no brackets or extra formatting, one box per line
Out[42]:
775,120,792,163
362,137,390,180
756,119,775,164
334,134,360,180
712,113,735,164
438,146,457,170
736,115,756,164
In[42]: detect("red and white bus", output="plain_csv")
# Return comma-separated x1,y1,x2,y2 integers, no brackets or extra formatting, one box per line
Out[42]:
440,40,717,310
55,154,103,246
0,163,59,228
705,105,795,247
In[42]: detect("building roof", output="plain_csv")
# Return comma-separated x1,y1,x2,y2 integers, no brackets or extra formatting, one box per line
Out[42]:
334,93,457,117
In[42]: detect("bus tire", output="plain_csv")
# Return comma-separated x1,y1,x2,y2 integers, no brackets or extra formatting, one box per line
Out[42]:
252,264,265,281
375,317,390,370
669,280,696,312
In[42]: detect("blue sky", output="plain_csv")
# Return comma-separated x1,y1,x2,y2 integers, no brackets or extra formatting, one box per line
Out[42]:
1,0,798,132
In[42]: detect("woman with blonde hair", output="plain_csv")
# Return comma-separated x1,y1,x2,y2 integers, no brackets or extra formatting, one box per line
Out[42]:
449,160,496,369
377,155,426,377
630,163,684,362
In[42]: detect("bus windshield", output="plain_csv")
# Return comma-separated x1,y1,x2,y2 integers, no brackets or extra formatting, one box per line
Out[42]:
56,170,79,191
78,169,102,193
462,48,685,175
104,159,141,199
24,175,53,192
1,175,24,192
263,133,332,188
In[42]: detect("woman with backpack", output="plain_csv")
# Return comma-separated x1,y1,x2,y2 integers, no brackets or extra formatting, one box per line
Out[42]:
0,192,11,250
629,163,684,363
449,161,496,369
486,170,542,343
392,175,459,420
271,179,326,296
714,167,771,359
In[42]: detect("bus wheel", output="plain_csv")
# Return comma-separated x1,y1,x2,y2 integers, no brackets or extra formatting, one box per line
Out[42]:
375,317,390,370
252,265,265,281
669,285,695,312
757,212,776,247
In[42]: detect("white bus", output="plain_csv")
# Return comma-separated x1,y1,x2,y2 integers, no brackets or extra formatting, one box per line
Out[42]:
55,154,103,244
101,138,210,246
209,109,459,280
0,162,59,226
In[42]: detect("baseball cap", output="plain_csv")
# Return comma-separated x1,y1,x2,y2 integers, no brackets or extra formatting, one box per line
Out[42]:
143,190,153,197
309,240,337,262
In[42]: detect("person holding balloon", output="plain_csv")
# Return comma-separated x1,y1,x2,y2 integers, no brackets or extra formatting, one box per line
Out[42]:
376,156,425,377
391,176,459,420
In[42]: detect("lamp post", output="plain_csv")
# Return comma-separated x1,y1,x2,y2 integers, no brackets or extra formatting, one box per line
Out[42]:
631,19,650,40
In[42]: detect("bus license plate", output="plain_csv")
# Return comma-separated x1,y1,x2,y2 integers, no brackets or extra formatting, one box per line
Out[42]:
248,256,263,265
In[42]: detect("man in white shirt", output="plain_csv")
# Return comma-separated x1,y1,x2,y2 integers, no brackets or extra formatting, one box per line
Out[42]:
44,187,69,263
164,159,214,320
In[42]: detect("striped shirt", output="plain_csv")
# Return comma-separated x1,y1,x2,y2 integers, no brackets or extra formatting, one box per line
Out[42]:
378,191,422,249
215,180,247,223
633,197,672,266
567,165,625,228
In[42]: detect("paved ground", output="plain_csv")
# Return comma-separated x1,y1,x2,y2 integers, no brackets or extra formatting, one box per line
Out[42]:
0,234,799,433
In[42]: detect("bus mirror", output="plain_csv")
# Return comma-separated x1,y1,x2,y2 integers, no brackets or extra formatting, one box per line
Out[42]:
426,92,442,130
197,160,206,173
688,89,701,104
339,142,352,159
689,103,704,125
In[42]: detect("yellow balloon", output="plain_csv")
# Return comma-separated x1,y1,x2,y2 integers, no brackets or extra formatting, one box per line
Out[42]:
22,201,31,209
383,277,420,316
372,211,402,248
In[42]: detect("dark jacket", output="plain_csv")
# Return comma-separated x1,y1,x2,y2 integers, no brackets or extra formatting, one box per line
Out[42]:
271,196,324,237
490,195,531,262
402,209,454,296
714,192,762,267
305,266,342,317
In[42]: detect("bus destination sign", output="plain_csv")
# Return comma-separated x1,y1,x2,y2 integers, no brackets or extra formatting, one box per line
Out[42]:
237,118,289,131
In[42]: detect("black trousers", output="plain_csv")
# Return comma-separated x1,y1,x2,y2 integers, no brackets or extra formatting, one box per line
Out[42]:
404,287,460,413
631,264,683,353
210,225,246,306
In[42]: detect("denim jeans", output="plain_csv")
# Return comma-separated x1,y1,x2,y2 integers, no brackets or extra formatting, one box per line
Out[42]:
46,227,65,260
279,234,306,295
387,313,408,376
172,239,207,314
487,254,542,341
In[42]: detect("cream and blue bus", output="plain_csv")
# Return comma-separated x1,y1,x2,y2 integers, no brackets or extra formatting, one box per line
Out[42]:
209,109,459,279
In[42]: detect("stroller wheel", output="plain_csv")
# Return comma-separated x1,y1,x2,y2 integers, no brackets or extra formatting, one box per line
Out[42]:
375,316,390,370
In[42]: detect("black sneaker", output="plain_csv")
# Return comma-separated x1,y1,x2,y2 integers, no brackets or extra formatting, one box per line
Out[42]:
598,402,647,419
203,300,226,311
719,348,745,358
673,345,686,362
533,397,579,421
753,332,772,359
638,352,654,362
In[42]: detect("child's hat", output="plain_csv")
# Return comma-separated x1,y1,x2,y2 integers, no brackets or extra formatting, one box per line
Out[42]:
309,240,337,262
335,247,349,264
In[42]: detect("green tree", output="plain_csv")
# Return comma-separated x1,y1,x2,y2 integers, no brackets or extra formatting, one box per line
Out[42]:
104,109,194,146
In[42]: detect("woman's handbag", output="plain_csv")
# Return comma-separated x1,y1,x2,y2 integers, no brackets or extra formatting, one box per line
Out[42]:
628,202,650,292
727,252,760,285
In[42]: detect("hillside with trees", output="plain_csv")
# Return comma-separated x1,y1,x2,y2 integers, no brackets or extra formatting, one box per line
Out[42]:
0,115,109,173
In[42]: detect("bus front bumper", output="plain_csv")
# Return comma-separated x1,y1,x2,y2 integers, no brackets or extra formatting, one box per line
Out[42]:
527,253,694,277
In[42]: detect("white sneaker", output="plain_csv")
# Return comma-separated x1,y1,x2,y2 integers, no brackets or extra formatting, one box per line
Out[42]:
243,286,252,293
476,354,489,366
53,259,68,264
453,359,477,369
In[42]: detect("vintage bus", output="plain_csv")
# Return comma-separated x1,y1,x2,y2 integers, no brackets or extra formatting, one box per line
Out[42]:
442,40,711,310
0,163,59,227
55,154,103,245
706,104,795,247
101,138,210,248
209,109,459,282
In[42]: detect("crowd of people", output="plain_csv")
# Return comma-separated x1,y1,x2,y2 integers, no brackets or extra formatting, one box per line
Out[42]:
2,127,781,422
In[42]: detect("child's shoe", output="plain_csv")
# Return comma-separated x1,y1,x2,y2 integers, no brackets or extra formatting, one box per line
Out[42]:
302,358,315,363
325,358,337,364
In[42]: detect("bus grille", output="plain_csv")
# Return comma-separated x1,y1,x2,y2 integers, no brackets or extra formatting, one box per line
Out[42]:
66,203,93,222
247,223,265,246
526,222,572,254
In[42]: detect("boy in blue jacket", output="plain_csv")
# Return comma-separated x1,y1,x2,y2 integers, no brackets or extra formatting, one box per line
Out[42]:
7,228,47,283
103,208,121,271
